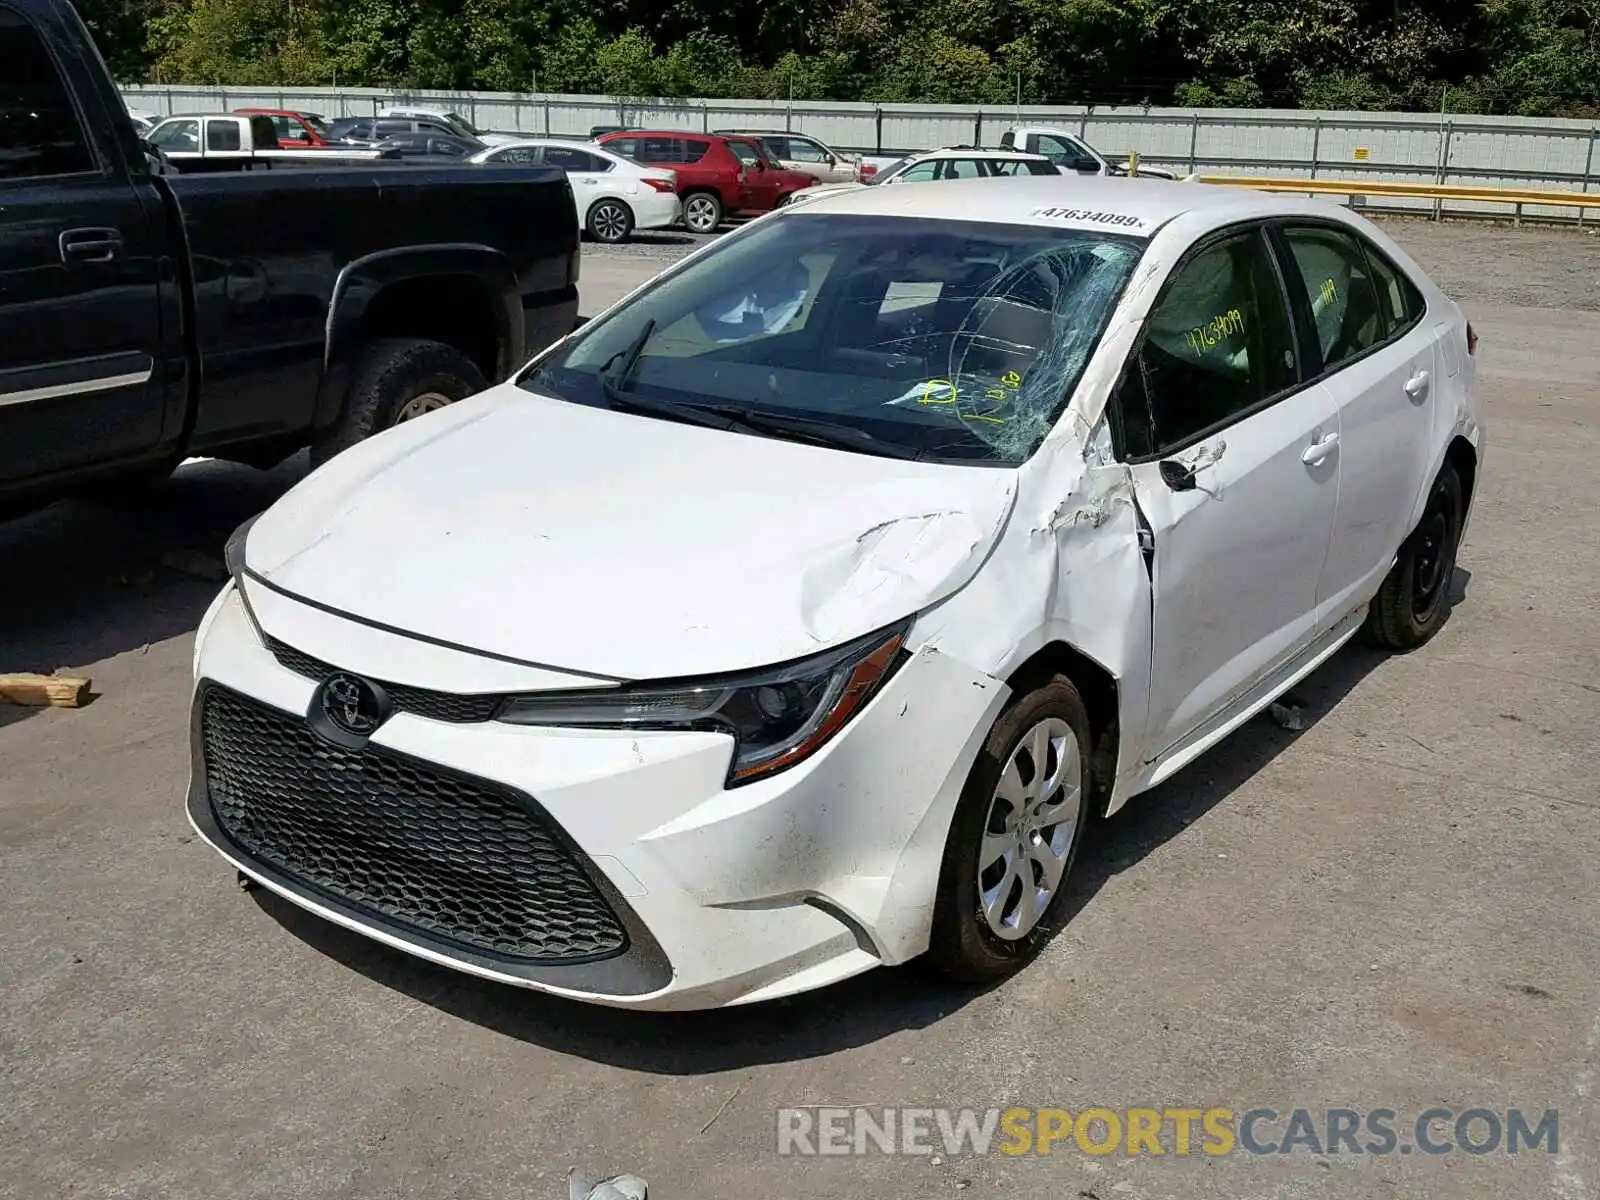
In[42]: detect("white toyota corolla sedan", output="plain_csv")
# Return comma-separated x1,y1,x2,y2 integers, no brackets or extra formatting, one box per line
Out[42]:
191,176,1483,1010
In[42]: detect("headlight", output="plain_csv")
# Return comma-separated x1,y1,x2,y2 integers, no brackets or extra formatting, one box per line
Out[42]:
497,621,910,786
224,513,261,578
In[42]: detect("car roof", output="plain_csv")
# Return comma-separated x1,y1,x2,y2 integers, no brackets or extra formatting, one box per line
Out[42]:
781,174,1354,239
909,146,1054,161
157,112,233,121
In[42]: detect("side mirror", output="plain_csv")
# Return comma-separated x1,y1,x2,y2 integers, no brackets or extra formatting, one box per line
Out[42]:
755,159,768,170
826,154,837,167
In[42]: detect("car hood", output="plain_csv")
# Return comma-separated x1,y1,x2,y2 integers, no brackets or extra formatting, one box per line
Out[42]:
244,384,1018,681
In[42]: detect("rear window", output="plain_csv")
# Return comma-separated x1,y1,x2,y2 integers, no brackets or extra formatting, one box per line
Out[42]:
522,213,1146,466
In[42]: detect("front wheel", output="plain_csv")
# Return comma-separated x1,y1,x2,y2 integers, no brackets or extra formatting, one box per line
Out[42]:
682,191,723,234
925,676,1093,983
1364,462,1465,651
586,198,634,244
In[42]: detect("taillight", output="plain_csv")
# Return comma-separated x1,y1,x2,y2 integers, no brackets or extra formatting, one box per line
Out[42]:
860,163,877,180
643,178,675,193
1466,322,1478,356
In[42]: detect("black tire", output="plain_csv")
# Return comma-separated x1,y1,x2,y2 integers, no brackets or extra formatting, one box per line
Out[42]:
586,198,634,244
1364,462,1465,652
682,190,723,234
311,338,486,468
925,675,1094,983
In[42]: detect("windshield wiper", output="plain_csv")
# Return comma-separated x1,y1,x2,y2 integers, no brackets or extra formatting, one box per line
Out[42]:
722,407,927,460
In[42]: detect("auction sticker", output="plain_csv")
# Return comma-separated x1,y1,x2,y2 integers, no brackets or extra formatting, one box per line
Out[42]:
1030,206,1146,229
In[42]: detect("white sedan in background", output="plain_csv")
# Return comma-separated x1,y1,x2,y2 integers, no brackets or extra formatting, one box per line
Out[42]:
471,139,680,243
195,177,1481,1010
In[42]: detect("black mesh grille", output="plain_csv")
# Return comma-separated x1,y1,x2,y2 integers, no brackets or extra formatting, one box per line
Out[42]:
265,636,505,724
201,686,627,962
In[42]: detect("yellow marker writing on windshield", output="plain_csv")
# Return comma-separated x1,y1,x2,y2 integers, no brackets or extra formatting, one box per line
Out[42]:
917,379,958,405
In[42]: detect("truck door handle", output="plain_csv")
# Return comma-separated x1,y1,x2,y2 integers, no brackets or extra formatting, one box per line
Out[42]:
59,227,123,264
1302,431,1340,465
1404,370,1431,401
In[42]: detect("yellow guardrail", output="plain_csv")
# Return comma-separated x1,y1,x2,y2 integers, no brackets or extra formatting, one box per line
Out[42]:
1192,174,1600,213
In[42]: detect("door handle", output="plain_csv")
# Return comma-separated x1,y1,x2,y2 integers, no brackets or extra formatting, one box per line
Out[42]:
1404,370,1431,401
59,227,123,264
1302,431,1340,465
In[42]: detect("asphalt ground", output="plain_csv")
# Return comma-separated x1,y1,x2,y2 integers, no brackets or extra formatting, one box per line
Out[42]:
2,217,1597,1200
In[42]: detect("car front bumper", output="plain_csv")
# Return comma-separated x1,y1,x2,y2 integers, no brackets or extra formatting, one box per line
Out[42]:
187,582,1007,1010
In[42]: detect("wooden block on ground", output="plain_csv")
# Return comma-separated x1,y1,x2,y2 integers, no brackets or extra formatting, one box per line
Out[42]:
0,674,92,708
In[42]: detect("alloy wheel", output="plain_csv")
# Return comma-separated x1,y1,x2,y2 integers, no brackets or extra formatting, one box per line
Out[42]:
977,716,1083,940
591,201,630,243
684,195,719,233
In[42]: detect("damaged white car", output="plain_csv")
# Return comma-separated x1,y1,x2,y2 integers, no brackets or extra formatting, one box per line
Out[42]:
191,176,1483,1010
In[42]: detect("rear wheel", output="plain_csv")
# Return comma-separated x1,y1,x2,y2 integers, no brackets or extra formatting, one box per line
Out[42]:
682,191,723,234
311,338,486,467
1364,462,1465,651
586,198,634,244
925,676,1093,983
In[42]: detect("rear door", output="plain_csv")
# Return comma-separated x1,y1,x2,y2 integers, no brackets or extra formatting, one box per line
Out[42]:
1271,221,1442,622
727,139,780,210
0,3,168,482
1111,223,1342,760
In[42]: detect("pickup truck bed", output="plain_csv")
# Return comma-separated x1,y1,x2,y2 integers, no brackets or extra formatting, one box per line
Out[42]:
1,0,580,513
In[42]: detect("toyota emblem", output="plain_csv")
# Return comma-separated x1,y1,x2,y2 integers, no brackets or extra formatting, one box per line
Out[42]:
320,674,384,736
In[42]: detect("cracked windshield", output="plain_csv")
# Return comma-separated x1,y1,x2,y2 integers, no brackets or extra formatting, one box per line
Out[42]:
523,213,1143,464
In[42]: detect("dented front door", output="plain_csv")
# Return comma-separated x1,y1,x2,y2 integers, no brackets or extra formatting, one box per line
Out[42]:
1112,224,1342,760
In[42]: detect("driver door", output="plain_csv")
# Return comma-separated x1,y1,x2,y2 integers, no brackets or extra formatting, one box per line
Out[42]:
1112,224,1341,766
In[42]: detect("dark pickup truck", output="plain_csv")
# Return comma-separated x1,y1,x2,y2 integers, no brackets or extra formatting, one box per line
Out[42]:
1,0,580,513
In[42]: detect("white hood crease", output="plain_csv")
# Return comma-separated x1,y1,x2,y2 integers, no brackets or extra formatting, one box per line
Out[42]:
243,386,1019,680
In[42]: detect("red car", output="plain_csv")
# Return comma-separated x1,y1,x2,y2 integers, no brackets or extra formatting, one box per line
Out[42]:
596,131,814,233
233,108,332,149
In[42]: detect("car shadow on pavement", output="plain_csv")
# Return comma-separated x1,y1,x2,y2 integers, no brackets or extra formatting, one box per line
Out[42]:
0,457,303,729
253,599,1439,1073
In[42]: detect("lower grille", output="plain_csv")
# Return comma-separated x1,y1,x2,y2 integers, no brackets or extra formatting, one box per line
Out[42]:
265,636,505,724
201,686,626,962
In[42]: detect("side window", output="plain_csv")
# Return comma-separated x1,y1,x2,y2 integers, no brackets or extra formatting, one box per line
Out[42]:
1035,135,1096,171
375,120,411,137
544,145,594,170
638,136,677,163
206,120,241,151
727,141,761,168
0,8,93,179
149,118,199,153
1023,159,1059,176
1116,229,1299,458
787,139,828,163
680,138,711,163
940,158,984,179
1363,242,1426,336
1280,225,1386,373
895,161,939,182
431,137,466,156
605,138,638,159
494,146,539,164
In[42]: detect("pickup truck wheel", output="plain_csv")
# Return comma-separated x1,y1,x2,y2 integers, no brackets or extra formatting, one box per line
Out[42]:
586,199,634,244
1364,462,1465,652
313,338,486,467
682,191,723,234
925,676,1093,984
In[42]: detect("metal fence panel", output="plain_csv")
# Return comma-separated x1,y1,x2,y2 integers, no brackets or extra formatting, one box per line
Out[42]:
120,84,1600,219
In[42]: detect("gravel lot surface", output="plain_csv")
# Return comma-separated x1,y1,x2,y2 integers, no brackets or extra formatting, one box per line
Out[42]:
2,217,1596,1200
